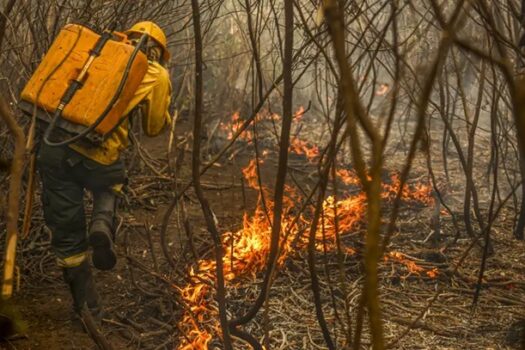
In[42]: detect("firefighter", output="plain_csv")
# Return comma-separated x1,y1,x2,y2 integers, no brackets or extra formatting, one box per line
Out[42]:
35,21,172,320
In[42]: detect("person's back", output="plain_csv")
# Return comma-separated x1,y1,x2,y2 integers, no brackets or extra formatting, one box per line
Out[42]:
35,21,172,322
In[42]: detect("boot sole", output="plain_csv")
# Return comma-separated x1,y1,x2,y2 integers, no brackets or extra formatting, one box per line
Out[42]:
89,231,117,271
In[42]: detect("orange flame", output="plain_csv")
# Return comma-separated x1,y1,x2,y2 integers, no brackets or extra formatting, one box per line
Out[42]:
289,138,319,162
293,106,305,121
385,252,439,279
242,158,263,189
379,173,434,206
220,112,254,142
336,168,360,186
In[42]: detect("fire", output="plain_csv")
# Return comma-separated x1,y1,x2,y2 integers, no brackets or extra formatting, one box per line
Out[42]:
385,252,439,279
376,83,390,96
336,168,360,186
426,268,439,278
321,194,366,238
293,106,305,121
383,173,434,206
218,108,307,147
219,110,291,143
220,111,254,142
181,332,212,350
289,138,319,162
241,159,262,189
175,128,437,348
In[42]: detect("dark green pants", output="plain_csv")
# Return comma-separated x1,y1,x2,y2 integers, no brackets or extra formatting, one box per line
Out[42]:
36,143,125,264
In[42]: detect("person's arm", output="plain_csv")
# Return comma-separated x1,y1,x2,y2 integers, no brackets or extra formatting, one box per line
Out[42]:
123,61,172,136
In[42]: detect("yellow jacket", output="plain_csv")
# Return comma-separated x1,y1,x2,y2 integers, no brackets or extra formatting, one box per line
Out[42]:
70,61,172,165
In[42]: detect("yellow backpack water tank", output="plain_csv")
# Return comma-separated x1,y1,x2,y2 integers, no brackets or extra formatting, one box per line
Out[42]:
20,23,148,142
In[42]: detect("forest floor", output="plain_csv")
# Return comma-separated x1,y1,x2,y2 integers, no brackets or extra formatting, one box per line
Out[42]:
2,116,525,350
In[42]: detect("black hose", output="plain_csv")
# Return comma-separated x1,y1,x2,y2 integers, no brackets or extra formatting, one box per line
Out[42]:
43,33,147,147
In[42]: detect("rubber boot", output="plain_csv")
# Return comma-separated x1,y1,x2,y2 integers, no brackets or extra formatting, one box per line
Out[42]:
62,260,102,321
89,191,117,271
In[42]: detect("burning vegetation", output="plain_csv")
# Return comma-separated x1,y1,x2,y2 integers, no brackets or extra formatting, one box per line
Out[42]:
175,111,437,349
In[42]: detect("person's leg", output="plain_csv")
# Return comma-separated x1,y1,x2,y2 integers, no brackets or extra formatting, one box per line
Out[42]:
62,260,100,314
77,156,126,270
89,190,117,270
37,144,100,315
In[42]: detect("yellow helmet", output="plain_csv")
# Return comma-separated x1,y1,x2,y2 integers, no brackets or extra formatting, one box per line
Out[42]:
126,21,170,62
